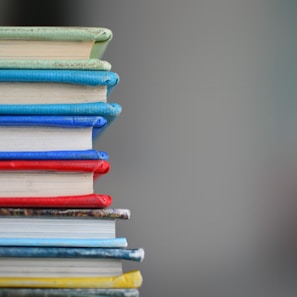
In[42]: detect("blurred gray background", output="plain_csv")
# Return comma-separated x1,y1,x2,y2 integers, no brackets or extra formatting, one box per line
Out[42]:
1,1,297,296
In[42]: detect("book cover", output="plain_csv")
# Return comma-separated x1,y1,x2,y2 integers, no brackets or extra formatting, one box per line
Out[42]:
0,288,139,297
0,270,142,288
0,194,112,208
0,69,119,93
0,150,109,160
0,59,112,70
0,208,130,219
0,102,122,126
0,237,128,248
0,247,144,261
0,27,113,59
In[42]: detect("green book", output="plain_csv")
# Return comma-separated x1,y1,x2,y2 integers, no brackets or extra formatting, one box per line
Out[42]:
0,27,113,60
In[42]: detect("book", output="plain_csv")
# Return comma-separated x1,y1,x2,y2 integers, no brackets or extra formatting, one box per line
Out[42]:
0,150,109,160
0,115,109,151
0,247,144,277
0,102,122,126
0,270,142,288
0,27,113,60
0,59,112,70
0,208,130,238
0,238,128,248
0,160,109,197
0,69,119,104
0,288,140,297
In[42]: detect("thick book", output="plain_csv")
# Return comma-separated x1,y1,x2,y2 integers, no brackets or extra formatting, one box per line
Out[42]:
0,59,112,70
0,288,140,297
0,27,113,60
0,208,130,238
0,69,119,104
0,102,122,126
0,248,144,277
0,160,110,197
0,115,109,151
0,270,142,288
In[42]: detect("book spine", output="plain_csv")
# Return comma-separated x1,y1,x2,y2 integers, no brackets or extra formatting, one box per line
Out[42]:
0,288,139,297
0,247,145,261
0,271,142,288
0,208,130,218
0,238,128,248
0,194,112,208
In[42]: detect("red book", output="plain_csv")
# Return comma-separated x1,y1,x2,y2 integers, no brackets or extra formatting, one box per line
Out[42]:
0,194,112,208
0,160,110,198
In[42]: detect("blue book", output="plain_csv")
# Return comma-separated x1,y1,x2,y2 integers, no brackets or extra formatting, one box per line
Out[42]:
0,70,119,105
0,237,127,248
0,102,122,125
0,150,108,160
0,247,144,262
0,288,140,297
0,115,110,153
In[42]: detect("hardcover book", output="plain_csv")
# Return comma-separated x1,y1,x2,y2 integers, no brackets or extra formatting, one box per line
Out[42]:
0,27,113,60
0,159,110,198
0,115,109,151
0,247,144,277
0,59,112,70
0,270,142,288
0,208,131,238
0,102,122,126
0,288,140,297
0,69,119,104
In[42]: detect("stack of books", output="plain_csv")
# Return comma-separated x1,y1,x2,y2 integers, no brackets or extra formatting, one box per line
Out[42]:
0,27,143,297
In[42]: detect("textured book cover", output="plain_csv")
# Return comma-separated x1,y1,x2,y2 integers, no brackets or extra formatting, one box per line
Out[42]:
0,288,139,297
0,208,130,218
0,59,112,70
0,150,109,160
0,194,112,208
0,102,122,127
0,270,142,288
0,247,144,261
0,237,128,248
0,27,113,59
0,69,119,95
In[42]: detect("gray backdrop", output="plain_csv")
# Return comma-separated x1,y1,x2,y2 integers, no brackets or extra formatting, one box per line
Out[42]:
1,1,297,296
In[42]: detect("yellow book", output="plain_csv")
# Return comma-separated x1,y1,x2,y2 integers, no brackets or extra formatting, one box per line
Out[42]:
0,270,142,289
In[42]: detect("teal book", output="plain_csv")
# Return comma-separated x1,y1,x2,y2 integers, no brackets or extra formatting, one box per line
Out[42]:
0,69,119,104
0,102,122,127
0,288,139,297
0,26,113,60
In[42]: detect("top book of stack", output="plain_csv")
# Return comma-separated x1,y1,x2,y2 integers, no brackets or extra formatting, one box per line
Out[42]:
0,27,112,60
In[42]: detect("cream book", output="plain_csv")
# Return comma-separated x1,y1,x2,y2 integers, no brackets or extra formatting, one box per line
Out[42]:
0,27,113,60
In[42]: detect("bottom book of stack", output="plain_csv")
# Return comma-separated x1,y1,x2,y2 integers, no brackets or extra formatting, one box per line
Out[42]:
0,208,144,297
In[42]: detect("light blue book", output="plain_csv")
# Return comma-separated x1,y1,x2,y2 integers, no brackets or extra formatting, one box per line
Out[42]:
0,288,139,297
0,70,119,105
0,115,111,153
0,237,127,248
0,247,144,262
